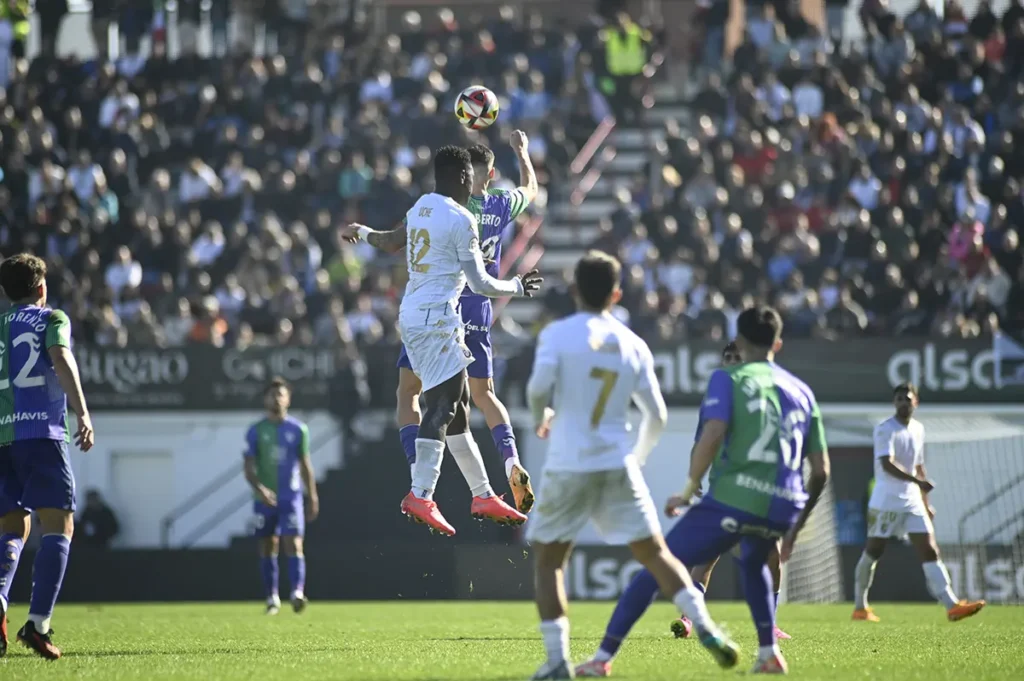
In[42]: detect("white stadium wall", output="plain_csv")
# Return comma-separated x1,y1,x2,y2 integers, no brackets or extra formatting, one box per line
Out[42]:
72,412,343,549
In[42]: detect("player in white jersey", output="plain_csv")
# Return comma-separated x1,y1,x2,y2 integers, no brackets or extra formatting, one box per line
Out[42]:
384,146,541,536
852,382,985,623
524,251,737,680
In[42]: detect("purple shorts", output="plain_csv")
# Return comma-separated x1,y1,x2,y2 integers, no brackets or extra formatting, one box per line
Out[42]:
0,439,76,515
664,498,791,566
397,297,493,379
253,498,305,538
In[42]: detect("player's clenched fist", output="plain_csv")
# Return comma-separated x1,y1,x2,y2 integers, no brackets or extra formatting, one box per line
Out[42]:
516,268,543,297
510,129,529,152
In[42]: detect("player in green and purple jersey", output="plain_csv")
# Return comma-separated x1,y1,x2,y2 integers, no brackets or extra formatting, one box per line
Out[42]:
577,306,830,677
0,254,94,660
243,377,319,615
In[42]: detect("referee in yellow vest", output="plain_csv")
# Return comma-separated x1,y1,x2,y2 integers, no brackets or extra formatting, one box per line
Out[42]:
0,0,28,88
598,12,651,125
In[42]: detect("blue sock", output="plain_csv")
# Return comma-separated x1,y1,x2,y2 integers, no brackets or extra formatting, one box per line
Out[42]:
490,424,518,470
399,424,419,466
28,534,70,623
0,533,24,609
738,543,776,648
695,582,706,595
288,555,306,594
599,568,660,659
260,555,279,600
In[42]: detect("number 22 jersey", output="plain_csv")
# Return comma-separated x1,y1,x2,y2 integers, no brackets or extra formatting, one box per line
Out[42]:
0,305,73,445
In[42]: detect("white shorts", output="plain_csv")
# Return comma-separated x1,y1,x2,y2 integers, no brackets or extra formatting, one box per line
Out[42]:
866,507,933,538
525,462,660,546
399,307,473,392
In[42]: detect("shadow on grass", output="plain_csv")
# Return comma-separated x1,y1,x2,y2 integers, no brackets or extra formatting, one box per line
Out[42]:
61,646,357,659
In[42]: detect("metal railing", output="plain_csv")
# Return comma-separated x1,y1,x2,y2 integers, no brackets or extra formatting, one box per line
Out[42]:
957,472,1024,546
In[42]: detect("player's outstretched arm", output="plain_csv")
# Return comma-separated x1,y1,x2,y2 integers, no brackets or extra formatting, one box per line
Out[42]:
460,254,542,298
510,130,540,205
342,222,408,254
48,346,93,452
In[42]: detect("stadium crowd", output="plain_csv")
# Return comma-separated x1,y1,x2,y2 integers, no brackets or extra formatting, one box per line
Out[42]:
0,3,604,348
581,0,1024,341
1,0,1023,348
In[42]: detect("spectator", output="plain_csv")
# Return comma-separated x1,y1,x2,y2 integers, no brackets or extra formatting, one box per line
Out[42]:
78,490,121,549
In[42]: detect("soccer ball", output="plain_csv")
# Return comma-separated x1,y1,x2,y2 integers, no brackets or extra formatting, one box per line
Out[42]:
454,86,500,130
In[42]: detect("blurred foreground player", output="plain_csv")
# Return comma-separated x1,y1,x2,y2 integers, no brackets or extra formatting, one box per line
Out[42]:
243,378,319,615
526,252,737,679
344,135,539,521
0,254,94,660
671,342,790,642
390,145,540,535
577,306,828,676
852,382,984,623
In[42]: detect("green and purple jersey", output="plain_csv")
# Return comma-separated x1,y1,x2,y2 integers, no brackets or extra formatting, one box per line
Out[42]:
461,187,530,300
701,361,828,523
0,305,72,445
244,416,310,502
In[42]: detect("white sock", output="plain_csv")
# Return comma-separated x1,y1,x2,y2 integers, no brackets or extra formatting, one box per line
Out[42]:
539,616,570,664
28,614,52,633
673,586,714,634
504,456,521,479
0,595,6,612
759,644,780,659
446,432,494,498
594,647,614,662
922,560,958,609
854,552,877,610
411,438,445,500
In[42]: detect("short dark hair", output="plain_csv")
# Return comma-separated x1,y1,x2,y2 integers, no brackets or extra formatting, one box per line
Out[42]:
722,341,739,357
0,253,47,302
893,382,917,398
467,144,495,169
266,376,291,396
736,305,783,349
433,145,472,187
575,251,621,310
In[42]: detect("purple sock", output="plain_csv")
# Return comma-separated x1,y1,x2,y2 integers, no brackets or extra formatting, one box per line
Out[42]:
288,555,306,594
490,424,518,467
0,534,24,607
29,534,70,621
260,555,279,599
738,540,776,648
399,424,419,466
599,568,659,657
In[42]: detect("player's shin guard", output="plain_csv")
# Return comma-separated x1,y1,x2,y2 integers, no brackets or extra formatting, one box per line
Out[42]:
260,554,280,600
490,423,520,478
854,552,877,610
446,432,494,498
598,568,660,661
411,439,445,500
27,534,70,633
922,561,958,609
0,534,24,611
288,555,306,596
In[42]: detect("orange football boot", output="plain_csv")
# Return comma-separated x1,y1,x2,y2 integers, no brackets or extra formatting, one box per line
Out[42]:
509,463,535,514
471,494,527,525
400,492,456,536
947,599,985,622
852,608,881,622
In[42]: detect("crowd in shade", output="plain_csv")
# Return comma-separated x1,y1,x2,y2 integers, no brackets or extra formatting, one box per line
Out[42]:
0,5,615,348
569,0,1024,342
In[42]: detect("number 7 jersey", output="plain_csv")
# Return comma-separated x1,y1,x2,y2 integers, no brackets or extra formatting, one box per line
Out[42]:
0,305,73,445
702,361,828,524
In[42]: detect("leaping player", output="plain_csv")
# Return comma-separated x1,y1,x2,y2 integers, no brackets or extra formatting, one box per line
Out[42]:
525,251,737,680
243,377,320,615
576,306,828,676
852,382,985,623
344,134,539,527
671,341,790,641
367,145,540,536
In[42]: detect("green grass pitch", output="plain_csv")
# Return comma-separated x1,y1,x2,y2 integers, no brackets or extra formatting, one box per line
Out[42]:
1,602,1023,680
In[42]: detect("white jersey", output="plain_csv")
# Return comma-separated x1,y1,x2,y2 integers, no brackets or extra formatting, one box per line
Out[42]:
400,193,480,314
527,311,666,473
869,416,927,512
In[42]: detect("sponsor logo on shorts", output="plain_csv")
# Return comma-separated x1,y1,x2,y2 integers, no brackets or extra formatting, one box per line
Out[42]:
464,323,487,333
720,515,784,539
0,411,49,425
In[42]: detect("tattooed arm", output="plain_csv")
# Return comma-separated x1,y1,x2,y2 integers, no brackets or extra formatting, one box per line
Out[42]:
341,222,408,254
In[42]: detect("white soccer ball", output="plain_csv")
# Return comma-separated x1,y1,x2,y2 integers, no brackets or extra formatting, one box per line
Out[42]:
454,86,500,130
